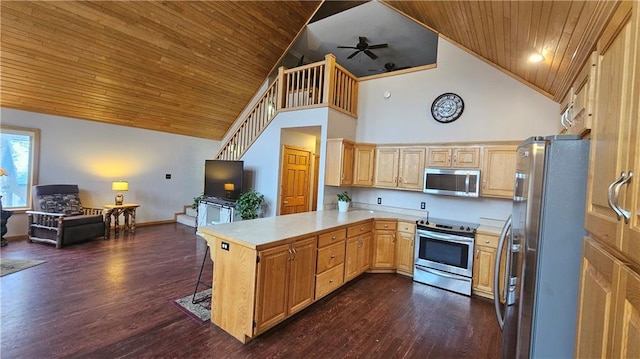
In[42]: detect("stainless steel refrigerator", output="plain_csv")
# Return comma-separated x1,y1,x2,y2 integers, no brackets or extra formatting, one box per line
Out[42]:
494,135,590,358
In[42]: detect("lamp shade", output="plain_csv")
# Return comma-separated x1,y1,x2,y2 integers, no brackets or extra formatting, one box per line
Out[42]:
0,168,7,176
224,183,235,191
112,181,129,191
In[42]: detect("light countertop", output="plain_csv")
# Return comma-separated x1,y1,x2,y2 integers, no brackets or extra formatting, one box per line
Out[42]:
198,209,421,248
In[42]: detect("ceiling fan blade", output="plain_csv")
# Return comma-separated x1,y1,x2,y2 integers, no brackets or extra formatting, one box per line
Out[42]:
347,50,360,59
337,46,358,49
364,50,377,60
368,43,388,50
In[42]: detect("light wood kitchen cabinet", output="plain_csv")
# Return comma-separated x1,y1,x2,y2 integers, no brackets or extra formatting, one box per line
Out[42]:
568,51,597,137
374,146,426,190
427,146,480,168
472,233,498,299
372,220,396,270
353,143,375,186
254,236,316,335
481,145,517,199
577,3,640,357
344,221,373,281
325,138,354,186
316,228,346,299
395,221,416,275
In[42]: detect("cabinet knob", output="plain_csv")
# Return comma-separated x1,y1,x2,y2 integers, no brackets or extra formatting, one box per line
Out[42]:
332,236,336,240
384,224,388,228
485,240,490,244
331,255,335,259
329,279,334,283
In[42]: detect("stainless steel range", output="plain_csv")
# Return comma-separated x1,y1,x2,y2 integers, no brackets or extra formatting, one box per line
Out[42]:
414,217,479,296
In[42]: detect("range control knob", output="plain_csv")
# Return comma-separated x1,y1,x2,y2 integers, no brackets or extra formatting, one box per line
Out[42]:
466,227,471,231
460,226,465,230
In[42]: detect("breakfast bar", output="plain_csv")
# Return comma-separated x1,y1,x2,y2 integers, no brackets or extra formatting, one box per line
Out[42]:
198,209,418,343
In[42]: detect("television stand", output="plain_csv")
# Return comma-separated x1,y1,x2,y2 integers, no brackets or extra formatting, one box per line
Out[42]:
196,197,238,236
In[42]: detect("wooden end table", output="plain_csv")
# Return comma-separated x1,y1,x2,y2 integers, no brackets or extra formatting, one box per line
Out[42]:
104,203,140,238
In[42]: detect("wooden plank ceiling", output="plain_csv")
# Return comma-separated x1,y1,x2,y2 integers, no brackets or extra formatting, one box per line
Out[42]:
0,1,617,140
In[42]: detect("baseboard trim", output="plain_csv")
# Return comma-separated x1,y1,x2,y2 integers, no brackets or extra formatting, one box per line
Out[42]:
5,234,27,242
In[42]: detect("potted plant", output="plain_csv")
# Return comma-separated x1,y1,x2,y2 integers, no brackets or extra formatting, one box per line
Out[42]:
337,191,351,212
192,194,206,209
235,188,265,220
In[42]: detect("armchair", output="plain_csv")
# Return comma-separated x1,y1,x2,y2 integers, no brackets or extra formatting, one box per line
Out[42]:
27,184,106,248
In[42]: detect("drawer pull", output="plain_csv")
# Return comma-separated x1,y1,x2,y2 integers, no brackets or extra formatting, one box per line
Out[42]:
329,279,334,283
332,236,336,240
384,224,388,228
331,255,335,259
485,240,490,244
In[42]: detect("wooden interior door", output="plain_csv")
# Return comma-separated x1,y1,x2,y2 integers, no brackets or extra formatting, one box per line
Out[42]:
280,146,311,215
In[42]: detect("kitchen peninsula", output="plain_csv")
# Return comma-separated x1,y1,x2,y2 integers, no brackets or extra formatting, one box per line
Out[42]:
198,209,420,343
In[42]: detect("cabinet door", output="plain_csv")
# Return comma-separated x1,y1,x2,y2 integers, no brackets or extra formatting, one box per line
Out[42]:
373,230,395,268
395,230,414,274
452,147,480,168
353,144,375,186
325,139,354,186
288,237,317,315
575,238,620,358
472,245,496,297
569,51,597,136
357,233,372,274
481,146,517,199
344,237,359,282
374,147,399,188
427,147,451,167
612,264,640,358
585,12,634,249
398,147,426,190
341,141,354,185
255,244,290,334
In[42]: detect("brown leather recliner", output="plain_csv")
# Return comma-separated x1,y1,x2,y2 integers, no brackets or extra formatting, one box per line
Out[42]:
26,184,106,248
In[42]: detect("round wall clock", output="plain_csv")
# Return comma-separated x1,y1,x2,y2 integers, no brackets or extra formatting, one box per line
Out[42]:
431,93,464,123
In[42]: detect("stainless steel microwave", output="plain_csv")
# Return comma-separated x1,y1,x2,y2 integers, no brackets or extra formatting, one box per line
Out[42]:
423,168,481,197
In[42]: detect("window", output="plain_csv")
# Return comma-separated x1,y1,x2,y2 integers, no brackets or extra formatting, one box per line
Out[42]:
0,124,40,210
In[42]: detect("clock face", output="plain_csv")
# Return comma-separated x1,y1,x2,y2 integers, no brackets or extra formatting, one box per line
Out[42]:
431,93,464,123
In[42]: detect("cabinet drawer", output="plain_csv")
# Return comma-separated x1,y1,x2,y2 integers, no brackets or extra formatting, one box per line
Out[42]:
315,263,345,298
318,228,347,248
347,221,373,238
476,233,499,248
317,240,345,273
397,221,416,233
374,220,397,231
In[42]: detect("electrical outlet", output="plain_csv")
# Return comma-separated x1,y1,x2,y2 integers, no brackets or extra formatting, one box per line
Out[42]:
165,174,171,179
221,242,230,251
377,197,382,205
420,202,426,210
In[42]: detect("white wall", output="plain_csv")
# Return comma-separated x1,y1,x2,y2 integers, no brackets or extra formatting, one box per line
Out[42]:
347,37,561,223
2,108,219,236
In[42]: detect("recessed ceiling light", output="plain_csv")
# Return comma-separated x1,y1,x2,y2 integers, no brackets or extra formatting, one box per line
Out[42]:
528,52,545,63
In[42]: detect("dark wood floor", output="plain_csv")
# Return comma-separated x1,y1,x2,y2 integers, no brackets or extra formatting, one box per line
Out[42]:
0,223,502,358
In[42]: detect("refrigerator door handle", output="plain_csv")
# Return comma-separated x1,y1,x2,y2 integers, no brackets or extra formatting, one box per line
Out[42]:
494,215,511,330
613,171,633,223
607,172,626,219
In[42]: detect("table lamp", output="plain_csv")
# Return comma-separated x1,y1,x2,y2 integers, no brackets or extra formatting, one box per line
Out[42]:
112,181,128,205
224,183,234,199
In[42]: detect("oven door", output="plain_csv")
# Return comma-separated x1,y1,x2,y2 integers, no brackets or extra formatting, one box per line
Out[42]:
414,229,474,277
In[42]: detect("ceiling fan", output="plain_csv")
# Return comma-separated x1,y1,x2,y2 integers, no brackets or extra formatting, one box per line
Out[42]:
338,36,388,60
369,62,410,73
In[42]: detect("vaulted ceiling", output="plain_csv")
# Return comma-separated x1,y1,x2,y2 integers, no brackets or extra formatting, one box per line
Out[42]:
0,1,619,141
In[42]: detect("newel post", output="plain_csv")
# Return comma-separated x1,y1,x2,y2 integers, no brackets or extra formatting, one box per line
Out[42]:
276,66,286,111
323,54,336,105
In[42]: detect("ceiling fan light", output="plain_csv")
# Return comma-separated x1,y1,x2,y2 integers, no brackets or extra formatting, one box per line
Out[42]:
528,52,545,63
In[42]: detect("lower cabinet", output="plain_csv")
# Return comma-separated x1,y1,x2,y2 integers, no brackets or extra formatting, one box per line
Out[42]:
372,220,397,270
472,232,501,299
575,237,640,358
395,221,415,275
254,236,317,335
344,221,373,281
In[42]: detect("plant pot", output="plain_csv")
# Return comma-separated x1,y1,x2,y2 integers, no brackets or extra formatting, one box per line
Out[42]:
338,200,350,212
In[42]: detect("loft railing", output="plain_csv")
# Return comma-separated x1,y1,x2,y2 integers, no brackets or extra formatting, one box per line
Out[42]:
215,54,358,161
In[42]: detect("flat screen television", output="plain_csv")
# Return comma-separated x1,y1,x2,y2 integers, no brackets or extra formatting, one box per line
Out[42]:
204,160,244,202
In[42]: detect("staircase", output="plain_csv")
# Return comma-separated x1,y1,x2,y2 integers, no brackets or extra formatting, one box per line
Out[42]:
214,54,358,161
176,206,197,228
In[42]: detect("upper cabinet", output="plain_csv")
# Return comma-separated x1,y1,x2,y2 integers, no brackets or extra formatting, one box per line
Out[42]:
559,51,598,137
325,138,354,186
353,143,376,187
481,145,517,199
427,146,480,168
374,146,426,190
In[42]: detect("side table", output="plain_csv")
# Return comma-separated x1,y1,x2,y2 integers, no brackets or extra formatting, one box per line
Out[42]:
104,203,140,238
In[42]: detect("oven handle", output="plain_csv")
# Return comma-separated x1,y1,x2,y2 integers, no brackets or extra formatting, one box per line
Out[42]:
417,230,473,244
493,215,511,330
415,266,469,281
